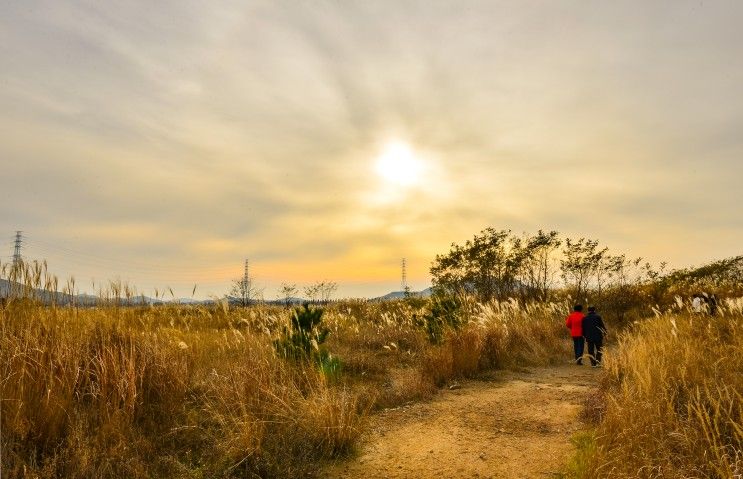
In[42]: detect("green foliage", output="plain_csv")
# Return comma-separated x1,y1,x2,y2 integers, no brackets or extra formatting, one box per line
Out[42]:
430,228,562,303
318,353,343,381
560,238,608,301
418,294,464,344
562,431,597,479
274,304,331,362
430,228,522,302
519,230,562,302
403,295,429,309
662,255,743,294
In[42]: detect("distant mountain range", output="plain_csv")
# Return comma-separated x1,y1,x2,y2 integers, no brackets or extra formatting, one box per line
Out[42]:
0,278,76,304
372,287,433,301
0,279,162,305
0,278,433,305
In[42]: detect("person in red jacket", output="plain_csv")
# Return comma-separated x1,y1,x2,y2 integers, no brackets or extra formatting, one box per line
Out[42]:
565,304,585,365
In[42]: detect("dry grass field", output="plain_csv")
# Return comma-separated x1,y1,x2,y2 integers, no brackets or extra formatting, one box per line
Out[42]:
1,293,571,478
569,303,743,478
1,262,741,478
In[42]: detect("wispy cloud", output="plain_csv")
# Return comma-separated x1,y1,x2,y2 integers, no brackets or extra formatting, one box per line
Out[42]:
1,0,742,297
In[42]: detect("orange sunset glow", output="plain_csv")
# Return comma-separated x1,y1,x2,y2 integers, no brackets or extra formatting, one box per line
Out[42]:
1,1,742,299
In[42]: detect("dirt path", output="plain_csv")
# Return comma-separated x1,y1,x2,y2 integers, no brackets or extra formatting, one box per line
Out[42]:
324,366,599,479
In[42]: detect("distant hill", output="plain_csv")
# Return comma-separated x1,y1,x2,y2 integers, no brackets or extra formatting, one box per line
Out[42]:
1,280,439,305
171,298,203,305
0,278,162,306
0,278,74,304
6,253,741,308
373,287,433,301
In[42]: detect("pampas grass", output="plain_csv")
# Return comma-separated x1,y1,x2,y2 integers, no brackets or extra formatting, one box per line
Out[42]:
572,308,742,478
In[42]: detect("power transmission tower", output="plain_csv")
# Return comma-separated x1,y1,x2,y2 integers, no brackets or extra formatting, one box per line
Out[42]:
8,231,24,296
12,230,23,266
401,257,409,295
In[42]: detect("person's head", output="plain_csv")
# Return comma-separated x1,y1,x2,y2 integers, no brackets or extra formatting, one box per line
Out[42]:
588,306,596,313
573,304,583,312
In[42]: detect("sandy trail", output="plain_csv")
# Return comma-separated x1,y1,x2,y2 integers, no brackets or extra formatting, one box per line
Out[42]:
324,366,599,479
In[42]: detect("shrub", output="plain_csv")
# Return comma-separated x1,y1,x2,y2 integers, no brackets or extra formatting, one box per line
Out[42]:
274,304,330,362
419,294,464,343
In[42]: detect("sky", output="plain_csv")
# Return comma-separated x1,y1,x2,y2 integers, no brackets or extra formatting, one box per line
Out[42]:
1,0,742,299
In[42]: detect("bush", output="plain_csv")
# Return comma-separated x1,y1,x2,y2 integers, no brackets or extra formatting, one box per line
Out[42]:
419,294,464,343
274,303,330,362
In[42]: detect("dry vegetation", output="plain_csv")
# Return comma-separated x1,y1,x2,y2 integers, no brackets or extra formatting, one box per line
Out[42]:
569,299,743,478
2,254,742,478
1,289,570,478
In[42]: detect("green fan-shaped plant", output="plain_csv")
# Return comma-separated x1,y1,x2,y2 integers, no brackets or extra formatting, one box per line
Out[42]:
274,303,332,362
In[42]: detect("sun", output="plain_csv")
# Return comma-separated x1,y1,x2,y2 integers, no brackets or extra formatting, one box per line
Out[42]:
374,141,423,187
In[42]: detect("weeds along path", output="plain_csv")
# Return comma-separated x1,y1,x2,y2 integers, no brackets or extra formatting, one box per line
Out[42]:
325,366,599,479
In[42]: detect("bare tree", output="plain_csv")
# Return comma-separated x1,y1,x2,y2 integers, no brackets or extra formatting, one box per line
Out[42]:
560,238,608,301
599,254,646,322
304,280,338,303
519,230,562,302
303,283,320,303
318,281,338,302
229,275,263,307
278,282,298,306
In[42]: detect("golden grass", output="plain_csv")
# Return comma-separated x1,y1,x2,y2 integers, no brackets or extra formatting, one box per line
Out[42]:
0,302,364,477
572,307,743,478
0,294,572,478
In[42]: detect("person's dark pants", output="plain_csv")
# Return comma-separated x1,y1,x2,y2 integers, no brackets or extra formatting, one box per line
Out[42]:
587,339,603,366
572,337,585,365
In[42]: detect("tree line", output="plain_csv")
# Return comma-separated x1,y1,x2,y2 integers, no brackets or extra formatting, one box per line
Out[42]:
229,277,338,306
430,228,671,321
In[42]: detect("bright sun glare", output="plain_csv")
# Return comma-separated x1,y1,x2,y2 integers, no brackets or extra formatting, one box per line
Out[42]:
374,141,423,187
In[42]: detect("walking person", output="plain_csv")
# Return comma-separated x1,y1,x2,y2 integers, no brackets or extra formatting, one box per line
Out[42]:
582,306,606,367
565,304,585,365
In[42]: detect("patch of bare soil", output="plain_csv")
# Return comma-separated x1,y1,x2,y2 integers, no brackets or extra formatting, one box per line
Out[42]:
324,366,599,479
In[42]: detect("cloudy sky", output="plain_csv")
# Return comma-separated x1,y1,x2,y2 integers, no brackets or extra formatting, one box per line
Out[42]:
1,0,741,299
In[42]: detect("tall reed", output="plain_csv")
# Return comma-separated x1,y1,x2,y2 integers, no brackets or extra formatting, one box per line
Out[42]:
1,280,573,477
573,308,742,478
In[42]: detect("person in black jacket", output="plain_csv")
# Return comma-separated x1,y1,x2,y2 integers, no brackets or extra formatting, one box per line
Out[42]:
582,306,606,367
